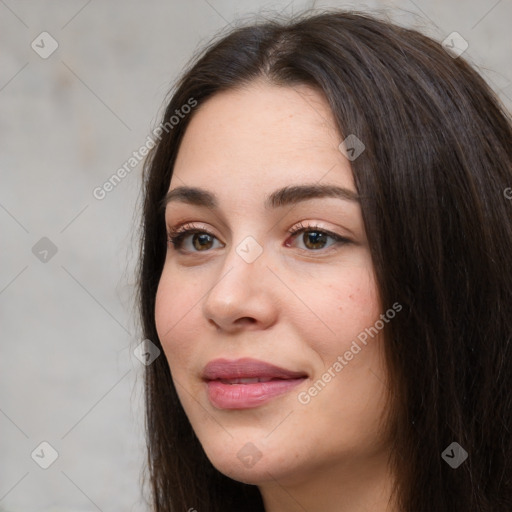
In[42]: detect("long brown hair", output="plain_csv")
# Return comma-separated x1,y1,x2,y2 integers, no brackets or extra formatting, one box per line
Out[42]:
138,9,512,511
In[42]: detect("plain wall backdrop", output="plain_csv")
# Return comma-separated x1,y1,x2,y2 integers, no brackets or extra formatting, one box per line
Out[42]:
1,0,510,510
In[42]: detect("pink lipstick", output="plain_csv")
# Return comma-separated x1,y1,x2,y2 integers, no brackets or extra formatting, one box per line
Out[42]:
202,358,307,409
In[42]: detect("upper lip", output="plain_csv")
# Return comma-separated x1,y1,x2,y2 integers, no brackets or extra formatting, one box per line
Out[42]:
202,358,307,381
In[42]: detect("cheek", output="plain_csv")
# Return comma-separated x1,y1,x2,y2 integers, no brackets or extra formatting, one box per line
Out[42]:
154,274,175,343
154,269,201,366
295,265,381,358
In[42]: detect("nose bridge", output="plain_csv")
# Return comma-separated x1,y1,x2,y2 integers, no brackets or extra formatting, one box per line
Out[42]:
202,232,275,329
213,232,268,296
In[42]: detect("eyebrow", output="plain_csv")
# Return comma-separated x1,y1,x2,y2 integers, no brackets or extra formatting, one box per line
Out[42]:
161,183,360,211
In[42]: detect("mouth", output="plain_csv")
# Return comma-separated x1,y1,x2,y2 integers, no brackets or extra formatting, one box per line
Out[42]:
202,358,308,410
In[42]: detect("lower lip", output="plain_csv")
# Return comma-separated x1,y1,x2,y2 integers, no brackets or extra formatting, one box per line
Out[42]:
206,379,306,409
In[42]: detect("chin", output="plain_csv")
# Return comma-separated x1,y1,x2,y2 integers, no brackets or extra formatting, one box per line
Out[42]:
201,436,293,485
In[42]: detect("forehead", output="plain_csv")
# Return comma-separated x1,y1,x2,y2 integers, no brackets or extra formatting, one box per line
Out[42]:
171,80,355,196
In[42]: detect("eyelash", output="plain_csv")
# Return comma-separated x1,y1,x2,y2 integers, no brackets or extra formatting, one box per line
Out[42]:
166,221,351,253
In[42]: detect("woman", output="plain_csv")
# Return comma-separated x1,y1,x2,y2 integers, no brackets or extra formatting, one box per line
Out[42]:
138,9,512,512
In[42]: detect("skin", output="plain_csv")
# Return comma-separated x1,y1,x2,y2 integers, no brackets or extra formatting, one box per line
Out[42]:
155,79,396,512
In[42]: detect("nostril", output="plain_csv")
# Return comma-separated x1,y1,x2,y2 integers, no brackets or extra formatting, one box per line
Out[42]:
235,317,256,326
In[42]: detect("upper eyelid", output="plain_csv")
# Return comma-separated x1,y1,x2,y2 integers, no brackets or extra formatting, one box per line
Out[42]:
167,221,340,233
167,222,350,242
164,201,360,234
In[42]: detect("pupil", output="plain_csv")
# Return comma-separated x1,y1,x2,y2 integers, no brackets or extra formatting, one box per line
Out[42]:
194,233,213,250
305,231,326,249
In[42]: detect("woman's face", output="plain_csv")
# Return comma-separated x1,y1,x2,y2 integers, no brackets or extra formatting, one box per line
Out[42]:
155,80,392,496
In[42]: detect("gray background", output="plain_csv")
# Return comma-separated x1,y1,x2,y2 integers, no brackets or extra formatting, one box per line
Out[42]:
1,0,510,510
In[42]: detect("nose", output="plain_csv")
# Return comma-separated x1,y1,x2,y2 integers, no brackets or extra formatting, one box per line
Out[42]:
202,239,278,333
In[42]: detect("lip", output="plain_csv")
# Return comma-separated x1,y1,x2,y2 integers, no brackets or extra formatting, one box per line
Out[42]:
202,358,308,410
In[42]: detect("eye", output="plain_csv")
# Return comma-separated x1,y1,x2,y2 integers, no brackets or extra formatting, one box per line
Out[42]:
167,223,224,252
166,221,351,254
286,222,351,251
